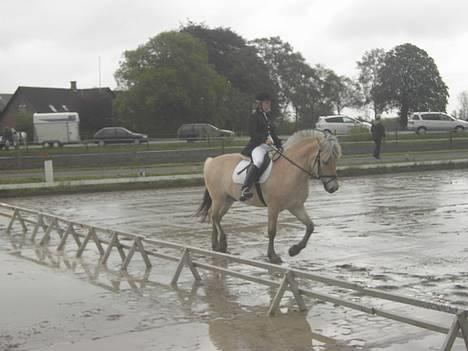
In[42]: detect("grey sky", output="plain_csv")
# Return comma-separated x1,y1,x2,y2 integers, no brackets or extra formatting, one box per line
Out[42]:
1,0,467,112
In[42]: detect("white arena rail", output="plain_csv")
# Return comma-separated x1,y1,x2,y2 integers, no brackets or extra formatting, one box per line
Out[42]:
0,202,466,350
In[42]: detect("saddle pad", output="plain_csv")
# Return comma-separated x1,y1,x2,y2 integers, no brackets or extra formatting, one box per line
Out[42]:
232,160,273,185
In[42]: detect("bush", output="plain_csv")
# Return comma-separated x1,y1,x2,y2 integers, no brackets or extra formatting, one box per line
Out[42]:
15,112,33,141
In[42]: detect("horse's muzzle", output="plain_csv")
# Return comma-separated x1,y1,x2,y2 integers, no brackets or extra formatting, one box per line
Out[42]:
323,179,339,193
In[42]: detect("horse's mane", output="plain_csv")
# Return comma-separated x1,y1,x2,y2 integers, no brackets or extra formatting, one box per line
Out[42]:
283,129,342,161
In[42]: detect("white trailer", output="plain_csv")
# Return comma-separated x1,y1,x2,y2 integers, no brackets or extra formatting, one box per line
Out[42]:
33,112,81,147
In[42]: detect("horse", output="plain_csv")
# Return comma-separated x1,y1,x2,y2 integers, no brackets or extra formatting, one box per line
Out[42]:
11,129,27,148
195,129,342,263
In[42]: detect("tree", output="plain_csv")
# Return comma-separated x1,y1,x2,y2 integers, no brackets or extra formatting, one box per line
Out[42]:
356,48,386,116
114,31,231,136
15,112,33,142
373,43,448,128
180,23,277,132
458,91,468,120
251,37,333,129
181,23,276,97
321,70,362,115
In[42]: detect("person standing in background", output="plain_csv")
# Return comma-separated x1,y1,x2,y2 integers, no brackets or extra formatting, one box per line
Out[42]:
371,115,385,159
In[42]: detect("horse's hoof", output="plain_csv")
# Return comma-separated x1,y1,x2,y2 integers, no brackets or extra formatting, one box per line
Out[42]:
288,245,302,257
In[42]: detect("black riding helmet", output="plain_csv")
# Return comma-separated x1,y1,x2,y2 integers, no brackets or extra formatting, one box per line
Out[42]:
255,92,273,102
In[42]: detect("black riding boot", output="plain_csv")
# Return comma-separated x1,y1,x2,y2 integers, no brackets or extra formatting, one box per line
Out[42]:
239,165,260,201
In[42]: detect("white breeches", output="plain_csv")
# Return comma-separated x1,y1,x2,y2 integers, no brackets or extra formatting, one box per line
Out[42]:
251,144,270,168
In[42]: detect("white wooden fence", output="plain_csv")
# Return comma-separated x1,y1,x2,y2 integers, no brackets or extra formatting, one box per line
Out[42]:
0,202,466,350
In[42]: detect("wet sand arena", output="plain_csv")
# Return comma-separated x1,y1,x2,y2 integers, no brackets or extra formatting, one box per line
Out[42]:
1,170,468,350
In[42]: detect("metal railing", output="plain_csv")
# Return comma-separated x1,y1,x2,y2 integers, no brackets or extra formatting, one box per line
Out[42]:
0,202,466,350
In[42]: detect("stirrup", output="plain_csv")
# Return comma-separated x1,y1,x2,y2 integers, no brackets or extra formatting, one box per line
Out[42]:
239,188,253,201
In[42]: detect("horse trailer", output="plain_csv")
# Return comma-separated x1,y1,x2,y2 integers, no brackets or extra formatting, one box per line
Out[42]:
33,112,81,147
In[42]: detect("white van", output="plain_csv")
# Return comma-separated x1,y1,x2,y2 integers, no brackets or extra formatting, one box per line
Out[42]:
408,112,468,134
33,112,81,147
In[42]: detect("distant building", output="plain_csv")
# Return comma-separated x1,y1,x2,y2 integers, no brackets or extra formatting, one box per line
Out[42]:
0,81,116,137
0,94,13,114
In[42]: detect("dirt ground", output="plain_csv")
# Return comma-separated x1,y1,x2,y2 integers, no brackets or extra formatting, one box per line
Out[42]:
1,169,467,350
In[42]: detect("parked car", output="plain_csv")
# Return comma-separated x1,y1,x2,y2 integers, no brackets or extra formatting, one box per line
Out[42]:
316,115,371,135
94,127,148,145
177,123,234,141
408,112,468,134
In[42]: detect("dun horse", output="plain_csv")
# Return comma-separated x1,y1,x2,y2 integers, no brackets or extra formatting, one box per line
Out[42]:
195,130,342,263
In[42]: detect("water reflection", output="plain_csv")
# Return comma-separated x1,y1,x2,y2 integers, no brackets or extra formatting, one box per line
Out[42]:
3,238,363,351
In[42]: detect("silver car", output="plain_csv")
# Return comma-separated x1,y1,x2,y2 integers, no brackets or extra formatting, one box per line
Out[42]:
316,115,371,135
408,112,468,134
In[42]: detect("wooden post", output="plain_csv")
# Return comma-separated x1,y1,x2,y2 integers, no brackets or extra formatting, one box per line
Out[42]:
134,237,152,269
121,237,152,271
101,233,119,265
57,223,74,251
39,218,58,245
268,271,306,316
89,228,105,256
15,210,28,233
171,248,201,285
441,310,468,350
6,208,18,233
31,214,47,242
76,228,93,258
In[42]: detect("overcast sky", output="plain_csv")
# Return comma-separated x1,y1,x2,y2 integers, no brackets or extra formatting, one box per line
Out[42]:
1,0,467,113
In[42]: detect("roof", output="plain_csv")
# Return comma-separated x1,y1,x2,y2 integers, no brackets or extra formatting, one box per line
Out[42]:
0,94,13,112
1,86,115,115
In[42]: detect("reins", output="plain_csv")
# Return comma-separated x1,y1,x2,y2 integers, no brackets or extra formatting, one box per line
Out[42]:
270,145,337,185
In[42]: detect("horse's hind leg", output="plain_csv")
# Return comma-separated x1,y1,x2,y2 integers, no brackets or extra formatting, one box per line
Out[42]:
211,198,233,253
288,205,314,257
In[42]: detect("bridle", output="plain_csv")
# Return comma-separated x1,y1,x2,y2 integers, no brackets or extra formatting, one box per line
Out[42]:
310,151,338,187
270,145,337,186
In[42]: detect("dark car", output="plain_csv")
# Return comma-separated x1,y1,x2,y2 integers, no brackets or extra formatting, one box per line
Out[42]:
177,123,234,142
94,127,148,145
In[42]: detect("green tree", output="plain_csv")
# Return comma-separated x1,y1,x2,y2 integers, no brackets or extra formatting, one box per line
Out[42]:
321,70,362,115
181,23,276,97
114,31,232,136
15,112,33,141
252,37,333,129
180,23,277,132
373,43,448,128
356,48,386,116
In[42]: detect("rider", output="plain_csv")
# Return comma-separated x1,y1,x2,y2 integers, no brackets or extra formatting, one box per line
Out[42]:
239,92,282,201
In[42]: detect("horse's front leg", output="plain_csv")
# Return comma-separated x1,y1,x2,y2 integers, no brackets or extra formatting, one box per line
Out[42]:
267,207,282,264
211,222,219,251
288,205,314,257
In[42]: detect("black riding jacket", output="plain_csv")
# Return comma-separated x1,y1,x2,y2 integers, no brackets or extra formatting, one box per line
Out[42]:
241,109,282,157
371,121,386,141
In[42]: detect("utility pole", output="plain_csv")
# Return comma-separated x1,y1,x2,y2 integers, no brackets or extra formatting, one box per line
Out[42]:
98,56,102,88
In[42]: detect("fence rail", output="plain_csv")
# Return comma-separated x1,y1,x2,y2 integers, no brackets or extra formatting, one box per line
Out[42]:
0,202,466,350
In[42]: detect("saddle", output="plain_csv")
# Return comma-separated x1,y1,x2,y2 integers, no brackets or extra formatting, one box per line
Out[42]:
232,153,272,185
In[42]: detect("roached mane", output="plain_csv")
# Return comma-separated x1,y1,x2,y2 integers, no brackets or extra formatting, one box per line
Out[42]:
283,129,342,162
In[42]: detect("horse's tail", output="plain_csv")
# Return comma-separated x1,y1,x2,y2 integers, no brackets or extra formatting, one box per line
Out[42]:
194,188,212,222
193,157,214,222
